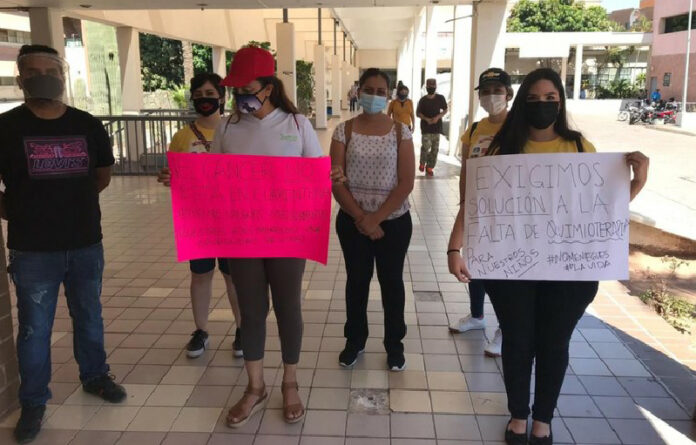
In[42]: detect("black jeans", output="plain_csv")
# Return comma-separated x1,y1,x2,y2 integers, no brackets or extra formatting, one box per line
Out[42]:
336,210,412,355
469,280,486,318
485,280,598,423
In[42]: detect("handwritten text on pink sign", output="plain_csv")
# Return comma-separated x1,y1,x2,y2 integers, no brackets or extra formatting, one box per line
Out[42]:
168,152,332,264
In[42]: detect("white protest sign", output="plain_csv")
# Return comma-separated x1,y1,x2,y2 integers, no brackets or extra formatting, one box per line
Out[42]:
463,153,630,281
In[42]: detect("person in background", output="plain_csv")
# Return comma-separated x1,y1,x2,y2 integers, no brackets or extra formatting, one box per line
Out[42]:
330,68,415,372
0,44,127,444
451,68,649,445
416,78,447,176
387,84,415,131
349,82,359,112
651,88,661,104
448,68,513,358
157,73,243,359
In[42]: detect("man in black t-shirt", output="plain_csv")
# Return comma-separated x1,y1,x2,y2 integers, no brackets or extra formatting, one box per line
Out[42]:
0,45,126,444
416,78,447,176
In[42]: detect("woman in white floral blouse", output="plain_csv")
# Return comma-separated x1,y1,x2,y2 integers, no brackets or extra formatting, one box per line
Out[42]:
330,68,416,372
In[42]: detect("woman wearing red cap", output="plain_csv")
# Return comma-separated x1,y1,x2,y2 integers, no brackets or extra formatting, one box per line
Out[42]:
213,46,323,427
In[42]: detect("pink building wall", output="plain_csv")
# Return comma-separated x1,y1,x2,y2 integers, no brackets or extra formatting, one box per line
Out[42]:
649,0,696,101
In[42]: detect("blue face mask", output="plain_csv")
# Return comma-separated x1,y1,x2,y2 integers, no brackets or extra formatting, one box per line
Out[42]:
359,93,387,114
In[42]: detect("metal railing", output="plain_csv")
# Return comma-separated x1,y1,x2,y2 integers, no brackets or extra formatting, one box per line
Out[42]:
97,114,193,175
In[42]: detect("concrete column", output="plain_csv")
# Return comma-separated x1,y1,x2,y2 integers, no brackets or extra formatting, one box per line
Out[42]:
212,46,227,77
404,30,415,93
341,60,351,110
397,42,406,86
116,26,143,112
448,5,473,157
276,22,297,105
331,54,342,116
561,56,568,91
469,0,507,122
424,5,438,81
412,10,425,107
314,45,327,128
573,44,583,100
29,8,65,58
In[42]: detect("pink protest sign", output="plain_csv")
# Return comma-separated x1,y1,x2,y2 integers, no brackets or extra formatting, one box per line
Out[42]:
167,152,332,265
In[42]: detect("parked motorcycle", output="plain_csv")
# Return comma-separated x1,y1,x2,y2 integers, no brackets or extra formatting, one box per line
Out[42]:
618,100,641,121
653,98,679,124
628,103,656,125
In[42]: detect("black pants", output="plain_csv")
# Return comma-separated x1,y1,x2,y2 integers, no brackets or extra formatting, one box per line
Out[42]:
469,280,486,318
336,210,412,355
350,97,358,112
485,280,598,423
227,258,305,364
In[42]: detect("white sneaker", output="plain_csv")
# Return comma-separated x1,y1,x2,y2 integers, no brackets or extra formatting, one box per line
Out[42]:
449,315,486,333
484,328,503,357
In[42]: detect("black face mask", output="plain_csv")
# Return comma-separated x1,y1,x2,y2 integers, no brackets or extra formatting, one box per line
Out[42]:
397,93,408,101
22,74,64,100
426,87,436,95
526,101,560,129
193,97,221,116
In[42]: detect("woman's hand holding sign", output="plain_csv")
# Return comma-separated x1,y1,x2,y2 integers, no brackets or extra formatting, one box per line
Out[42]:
626,151,649,201
158,167,172,187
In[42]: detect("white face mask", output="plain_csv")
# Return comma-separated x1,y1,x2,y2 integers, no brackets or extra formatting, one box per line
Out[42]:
480,94,507,115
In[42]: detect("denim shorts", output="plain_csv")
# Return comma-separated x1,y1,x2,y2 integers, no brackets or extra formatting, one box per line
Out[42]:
189,258,230,275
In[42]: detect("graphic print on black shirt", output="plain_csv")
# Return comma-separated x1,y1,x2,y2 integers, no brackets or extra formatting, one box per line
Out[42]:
0,105,114,251
24,136,90,178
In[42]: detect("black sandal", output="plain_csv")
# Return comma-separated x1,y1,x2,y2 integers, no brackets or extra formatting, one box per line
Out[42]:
504,419,528,445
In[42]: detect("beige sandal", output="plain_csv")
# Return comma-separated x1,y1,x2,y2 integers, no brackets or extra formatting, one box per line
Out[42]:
226,385,267,429
281,381,305,424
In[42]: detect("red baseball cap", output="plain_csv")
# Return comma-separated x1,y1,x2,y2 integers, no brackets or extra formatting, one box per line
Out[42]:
221,46,275,88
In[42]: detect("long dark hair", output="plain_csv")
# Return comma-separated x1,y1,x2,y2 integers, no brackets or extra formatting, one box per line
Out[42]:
257,75,300,114
489,68,581,155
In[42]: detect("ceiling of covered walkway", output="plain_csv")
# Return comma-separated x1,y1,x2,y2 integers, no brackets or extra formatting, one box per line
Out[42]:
0,0,488,50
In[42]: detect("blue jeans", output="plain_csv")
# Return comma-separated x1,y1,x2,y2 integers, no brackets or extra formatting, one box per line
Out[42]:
9,243,109,407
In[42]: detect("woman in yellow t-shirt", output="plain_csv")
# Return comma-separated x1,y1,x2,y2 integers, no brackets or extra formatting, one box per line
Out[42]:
448,68,649,445
387,85,415,130
159,73,243,360
448,68,512,358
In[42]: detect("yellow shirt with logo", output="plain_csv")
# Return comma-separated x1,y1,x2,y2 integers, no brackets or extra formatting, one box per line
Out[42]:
168,124,216,153
387,99,414,128
460,117,503,159
522,136,596,154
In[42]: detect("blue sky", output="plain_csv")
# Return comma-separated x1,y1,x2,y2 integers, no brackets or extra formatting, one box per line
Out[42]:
601,0,639,12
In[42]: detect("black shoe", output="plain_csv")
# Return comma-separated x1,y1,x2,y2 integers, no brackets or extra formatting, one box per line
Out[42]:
232,328,243,358
529,427,553,445
505,419,528,445
14,405,45,444
83,374,127,403
339,343,364,367
387,352,406,372
186,329,209,358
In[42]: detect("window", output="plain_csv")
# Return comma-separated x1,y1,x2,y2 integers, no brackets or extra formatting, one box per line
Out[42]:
0,29,31,44
664,12,696,34
0,77,15,86
663,73,671,87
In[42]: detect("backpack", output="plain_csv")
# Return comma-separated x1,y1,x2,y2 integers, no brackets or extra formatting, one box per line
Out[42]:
344,118,403,150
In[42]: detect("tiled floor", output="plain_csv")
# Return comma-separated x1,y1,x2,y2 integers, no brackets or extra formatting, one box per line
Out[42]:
1,121,696,444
